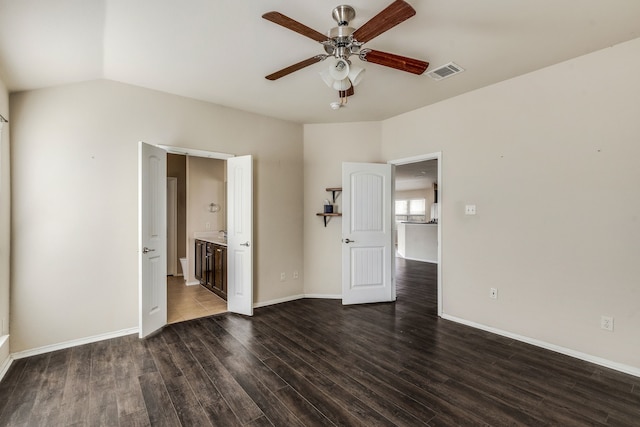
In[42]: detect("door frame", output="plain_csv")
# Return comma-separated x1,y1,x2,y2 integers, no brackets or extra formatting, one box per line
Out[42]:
139,145,242,335
389,152,442,317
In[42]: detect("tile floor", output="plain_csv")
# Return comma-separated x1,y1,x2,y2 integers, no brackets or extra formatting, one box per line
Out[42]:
167,275,227,323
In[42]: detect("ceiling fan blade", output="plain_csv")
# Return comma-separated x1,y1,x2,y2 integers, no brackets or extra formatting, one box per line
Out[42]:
265,55,327,81
359,49,429,75
352,0,416,43
262,11,329,43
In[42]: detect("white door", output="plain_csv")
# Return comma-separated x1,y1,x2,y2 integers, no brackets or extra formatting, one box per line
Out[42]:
139,142,167,338
227,155,254,315
342,162,395,305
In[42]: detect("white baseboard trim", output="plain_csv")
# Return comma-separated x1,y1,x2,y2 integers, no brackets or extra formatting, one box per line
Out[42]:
402,256,438,263
442,314,640,378
186,280,200,286
253,294,342,309
11,327,139,361
254,294,304,308
0,354,12,383
304,294,342,299
0,334,11,382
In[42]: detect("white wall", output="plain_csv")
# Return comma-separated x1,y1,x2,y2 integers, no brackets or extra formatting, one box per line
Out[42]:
380,38,640,369
303,122,381,296
0,74,10,366
9,79,304,352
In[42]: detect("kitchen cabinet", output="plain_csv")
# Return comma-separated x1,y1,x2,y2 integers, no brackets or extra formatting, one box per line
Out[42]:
194,239,227,300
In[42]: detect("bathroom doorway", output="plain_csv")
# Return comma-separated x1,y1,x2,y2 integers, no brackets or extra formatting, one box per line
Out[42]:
166,152,228,323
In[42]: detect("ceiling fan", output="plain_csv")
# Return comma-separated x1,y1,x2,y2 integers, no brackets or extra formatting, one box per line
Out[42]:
262,0,429,109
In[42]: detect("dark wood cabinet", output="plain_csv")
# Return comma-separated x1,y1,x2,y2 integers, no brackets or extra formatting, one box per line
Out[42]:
194,239,227,300
195,240,205,282
212,245,227,297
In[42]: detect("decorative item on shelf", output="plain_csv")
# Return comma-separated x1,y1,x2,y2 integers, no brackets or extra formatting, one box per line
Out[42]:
317,187,342,227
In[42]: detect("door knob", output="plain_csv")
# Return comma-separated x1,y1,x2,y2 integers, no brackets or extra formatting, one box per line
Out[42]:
343,238,355,243
240,241,250,247
142,247,155,254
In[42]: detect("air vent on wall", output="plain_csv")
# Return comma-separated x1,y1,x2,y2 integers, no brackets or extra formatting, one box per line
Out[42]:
426,62,464,81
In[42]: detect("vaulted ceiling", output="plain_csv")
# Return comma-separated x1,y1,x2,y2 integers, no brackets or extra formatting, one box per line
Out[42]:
1,0,639,124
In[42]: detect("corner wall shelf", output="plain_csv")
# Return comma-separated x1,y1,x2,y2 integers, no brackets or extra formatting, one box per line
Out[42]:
317,187,342,227
316,212,342,227
326,187,342,203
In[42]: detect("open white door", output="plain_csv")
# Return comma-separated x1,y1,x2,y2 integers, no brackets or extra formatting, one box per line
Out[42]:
139,142,167,338
342,162,395,305
227,155,253,315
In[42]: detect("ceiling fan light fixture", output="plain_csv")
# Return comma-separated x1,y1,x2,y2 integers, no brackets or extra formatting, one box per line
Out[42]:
348,64,365,86
319,69,335,88
329,58,350,80
332,78,352,91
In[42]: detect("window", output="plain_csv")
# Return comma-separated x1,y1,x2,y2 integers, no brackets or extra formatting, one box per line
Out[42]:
395,198,426,222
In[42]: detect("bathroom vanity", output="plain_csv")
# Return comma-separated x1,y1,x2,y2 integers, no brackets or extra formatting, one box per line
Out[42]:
194,238,227,300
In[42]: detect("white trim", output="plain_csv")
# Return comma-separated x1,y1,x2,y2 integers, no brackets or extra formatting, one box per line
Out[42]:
304,294,342,299
0,355,12,382
389,152,443,317
253,293,343,309
186,280,201,286
399,256,438,264
253,294,304,308
10,327,139,360
442,314,640,378
0,334,11,381
157,145,234,160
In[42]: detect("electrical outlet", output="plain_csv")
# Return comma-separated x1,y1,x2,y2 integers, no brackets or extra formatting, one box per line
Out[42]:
489,288,498,299
205,222,211,230
293,270,299,279
601,315,614,332
465,205,477,215
280,272,286,282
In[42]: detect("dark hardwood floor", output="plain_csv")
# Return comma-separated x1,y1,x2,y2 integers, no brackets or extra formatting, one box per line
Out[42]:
1,258,639,426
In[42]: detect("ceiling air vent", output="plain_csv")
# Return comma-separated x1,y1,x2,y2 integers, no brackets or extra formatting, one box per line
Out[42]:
427,62,464,81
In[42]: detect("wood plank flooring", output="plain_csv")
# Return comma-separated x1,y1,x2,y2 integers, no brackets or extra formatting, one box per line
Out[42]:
1,258,639,426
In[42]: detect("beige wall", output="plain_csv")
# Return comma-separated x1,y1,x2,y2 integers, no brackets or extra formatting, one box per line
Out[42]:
380,38,640,369
302,38,640,371
185,156,225,284
0,74,10,363
9,79,304,352
167,153,186,264
303,122,381,296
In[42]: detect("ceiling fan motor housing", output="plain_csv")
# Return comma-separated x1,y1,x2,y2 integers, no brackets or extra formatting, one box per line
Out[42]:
332,5,355,26
327,5,362,59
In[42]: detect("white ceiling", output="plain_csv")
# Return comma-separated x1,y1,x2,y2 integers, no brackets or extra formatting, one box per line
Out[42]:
395,160,437,192
1,0,640,124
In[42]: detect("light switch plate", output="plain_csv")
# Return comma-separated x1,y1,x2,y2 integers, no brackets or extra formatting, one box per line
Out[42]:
465,205,477,215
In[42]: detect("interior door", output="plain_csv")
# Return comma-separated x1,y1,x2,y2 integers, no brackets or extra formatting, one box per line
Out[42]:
342,162,395,305
139,142,167,338
226,155,254,315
